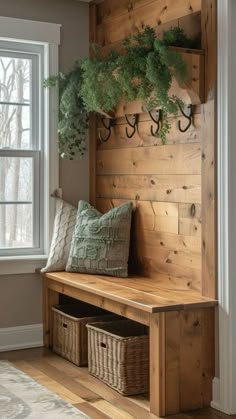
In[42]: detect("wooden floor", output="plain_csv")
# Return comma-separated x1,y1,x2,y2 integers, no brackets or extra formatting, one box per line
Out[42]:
0,348,234,419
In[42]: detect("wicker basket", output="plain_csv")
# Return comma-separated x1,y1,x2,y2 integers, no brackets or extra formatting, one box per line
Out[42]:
87,319,149,395
52,302,117,366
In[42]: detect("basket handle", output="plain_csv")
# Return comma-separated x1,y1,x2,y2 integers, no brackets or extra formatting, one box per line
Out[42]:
100,342,107,349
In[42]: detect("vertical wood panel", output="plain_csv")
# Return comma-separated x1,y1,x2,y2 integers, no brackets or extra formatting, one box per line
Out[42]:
89,0,214,293
165,311,181,415
149,313,166,417
179,309,203,411
201,0,217,298
43,279,59,348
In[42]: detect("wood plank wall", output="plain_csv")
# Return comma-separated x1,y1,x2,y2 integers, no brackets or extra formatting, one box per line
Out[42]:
90,0,216,295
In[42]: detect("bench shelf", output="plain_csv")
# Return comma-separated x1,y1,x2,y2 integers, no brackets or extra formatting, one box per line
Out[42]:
43,272,216,418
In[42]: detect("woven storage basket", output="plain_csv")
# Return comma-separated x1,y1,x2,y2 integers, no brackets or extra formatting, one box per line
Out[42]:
87,319,149,395
52,302,117,366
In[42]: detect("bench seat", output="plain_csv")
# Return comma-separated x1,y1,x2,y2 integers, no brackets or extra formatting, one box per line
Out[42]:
44,271,217,314
43,271,217,418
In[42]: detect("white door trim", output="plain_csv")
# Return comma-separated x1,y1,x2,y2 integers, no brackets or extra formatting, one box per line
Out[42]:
213,0,236,414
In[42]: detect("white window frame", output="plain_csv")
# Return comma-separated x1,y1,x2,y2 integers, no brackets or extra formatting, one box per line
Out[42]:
0,17,60,274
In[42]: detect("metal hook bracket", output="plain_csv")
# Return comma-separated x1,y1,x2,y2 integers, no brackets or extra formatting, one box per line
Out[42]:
125,114,138,138
98,117,115,143
149,110,162,136
178,104,193,133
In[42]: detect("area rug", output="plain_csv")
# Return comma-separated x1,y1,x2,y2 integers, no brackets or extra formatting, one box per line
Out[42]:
0,361,90,419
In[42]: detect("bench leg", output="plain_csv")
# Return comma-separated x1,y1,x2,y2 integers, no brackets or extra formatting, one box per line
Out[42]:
43,278,59,348
149,312,166,418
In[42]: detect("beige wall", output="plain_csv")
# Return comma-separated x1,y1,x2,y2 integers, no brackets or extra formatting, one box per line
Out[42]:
0,0,89,328
0,274,42,328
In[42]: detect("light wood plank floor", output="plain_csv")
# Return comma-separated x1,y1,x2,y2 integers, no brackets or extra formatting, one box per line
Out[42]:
0,348,235,419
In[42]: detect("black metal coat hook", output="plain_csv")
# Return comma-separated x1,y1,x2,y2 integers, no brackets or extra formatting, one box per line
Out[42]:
98,117,115,143
178,104,193,133
149,110,161,136
125,114,138,138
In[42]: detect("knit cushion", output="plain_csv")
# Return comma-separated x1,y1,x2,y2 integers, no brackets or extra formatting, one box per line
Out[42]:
66,200,132,277
41,198,77,273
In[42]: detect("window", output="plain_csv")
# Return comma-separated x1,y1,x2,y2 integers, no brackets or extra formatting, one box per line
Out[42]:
0,17,60,272
0,42,43,256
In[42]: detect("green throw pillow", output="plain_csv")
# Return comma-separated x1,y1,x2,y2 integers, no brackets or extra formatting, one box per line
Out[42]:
66,200,132,277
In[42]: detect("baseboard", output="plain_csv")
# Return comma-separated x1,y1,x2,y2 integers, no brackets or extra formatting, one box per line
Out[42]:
211,377,220,411
0,323,43,352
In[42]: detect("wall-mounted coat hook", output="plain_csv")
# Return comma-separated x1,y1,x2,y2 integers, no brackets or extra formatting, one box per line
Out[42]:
178,104,193,133
98,117,115,143
125,114,138,138
149,110,162,136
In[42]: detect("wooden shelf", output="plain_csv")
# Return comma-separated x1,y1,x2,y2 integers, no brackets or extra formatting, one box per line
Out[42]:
171,46,205,105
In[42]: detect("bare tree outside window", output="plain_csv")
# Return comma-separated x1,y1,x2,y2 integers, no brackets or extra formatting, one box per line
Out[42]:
0,56,33,249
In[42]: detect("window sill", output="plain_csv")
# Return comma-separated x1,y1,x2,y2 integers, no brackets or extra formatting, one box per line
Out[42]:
0,255,47,275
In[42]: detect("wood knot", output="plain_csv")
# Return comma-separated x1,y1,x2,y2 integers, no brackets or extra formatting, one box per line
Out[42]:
182,185,188,190
166,189,172,194
190,203,196,217
127,2,133,12
166,258,172,263
150,179,155,185
193,320,200,327
160,241,164,246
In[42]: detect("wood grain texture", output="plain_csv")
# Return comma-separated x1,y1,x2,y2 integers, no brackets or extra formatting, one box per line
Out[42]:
97,143,201,176
44,272,216,314
98,12,201,59
96,197,201,239
201,0,217,298
96,0,201,46
97,174,201,203
165,307,215,415
91,2,204,293
0,348,232,419
149,313,166,417
87,2,216,414
0,348,234,419
98,112,201,150
165,311,181,415
43,278,59,348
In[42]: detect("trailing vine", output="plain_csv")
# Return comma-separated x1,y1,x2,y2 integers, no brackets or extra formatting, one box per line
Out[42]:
44,63,88,159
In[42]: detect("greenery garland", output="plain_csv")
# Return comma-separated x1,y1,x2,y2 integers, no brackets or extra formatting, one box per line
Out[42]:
45,26,199,158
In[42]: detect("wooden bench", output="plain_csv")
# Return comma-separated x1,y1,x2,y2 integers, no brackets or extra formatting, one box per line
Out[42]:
43,271,217,418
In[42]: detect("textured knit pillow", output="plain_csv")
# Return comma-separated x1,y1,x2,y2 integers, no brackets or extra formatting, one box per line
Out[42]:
41,198,77,273
66,200,132,277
